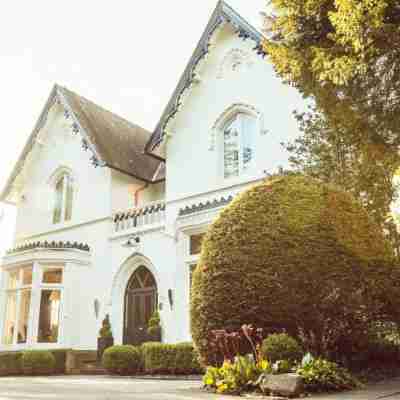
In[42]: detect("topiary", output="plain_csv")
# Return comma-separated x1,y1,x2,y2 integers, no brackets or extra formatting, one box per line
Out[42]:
102,345,142,375
99,314,113,338
191,175,400,365
262,333,303,364
21,351,56,375
147,311,161,336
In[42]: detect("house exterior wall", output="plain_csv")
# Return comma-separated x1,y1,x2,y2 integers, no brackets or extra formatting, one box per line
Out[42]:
165,24,304,204
14,103,111,242
0,22,307,351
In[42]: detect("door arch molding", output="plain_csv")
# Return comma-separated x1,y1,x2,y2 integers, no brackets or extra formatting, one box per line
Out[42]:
110,253,160,345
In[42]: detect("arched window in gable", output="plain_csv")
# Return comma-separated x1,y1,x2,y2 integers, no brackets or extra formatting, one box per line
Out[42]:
52,171,74,224
221,111,257,179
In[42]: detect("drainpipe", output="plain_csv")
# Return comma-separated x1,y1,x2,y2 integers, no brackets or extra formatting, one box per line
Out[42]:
133,183,149,207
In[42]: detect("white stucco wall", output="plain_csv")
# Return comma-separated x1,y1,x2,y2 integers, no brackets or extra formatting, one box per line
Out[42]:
165,23,304,204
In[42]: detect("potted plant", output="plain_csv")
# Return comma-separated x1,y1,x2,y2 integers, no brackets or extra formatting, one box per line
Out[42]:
147,311,162,342
97,314,114,361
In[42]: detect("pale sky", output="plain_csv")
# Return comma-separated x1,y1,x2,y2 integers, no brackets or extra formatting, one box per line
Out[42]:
0,0,266,256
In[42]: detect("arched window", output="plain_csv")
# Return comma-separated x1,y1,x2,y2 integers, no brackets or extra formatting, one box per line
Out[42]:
53,173,73,224
222,112,257,179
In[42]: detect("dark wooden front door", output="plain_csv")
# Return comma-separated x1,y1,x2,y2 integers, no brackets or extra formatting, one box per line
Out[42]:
124,266,157,345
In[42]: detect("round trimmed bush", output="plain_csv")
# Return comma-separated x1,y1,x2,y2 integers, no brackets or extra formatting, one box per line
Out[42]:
262,333,303,364
21,350,56,375
102,345,142,375
191,175,399,365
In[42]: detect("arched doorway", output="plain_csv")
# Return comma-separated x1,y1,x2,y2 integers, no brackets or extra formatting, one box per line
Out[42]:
123,265,158,345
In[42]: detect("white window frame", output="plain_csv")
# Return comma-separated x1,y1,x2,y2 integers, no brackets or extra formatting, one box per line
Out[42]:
1,263,65,349
212,104,263,181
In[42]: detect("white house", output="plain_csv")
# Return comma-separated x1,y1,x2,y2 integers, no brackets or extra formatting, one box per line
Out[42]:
0,1,304,351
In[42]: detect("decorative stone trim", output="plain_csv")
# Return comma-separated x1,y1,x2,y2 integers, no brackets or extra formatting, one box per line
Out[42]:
179,195,234,217
148,1,266,152
114,203,166,222
217,48,254,79
6,241,90,255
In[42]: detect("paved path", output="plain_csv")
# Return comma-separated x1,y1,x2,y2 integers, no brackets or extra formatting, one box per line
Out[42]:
0,375,399,399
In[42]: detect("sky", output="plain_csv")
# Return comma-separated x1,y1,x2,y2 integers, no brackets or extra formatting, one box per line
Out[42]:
0,0,266,256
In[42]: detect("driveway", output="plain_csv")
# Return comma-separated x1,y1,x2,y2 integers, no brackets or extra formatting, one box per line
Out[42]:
0,375,399,400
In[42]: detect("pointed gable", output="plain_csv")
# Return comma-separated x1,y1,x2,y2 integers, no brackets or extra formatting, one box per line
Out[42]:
1,85,164,204
145,0,266,155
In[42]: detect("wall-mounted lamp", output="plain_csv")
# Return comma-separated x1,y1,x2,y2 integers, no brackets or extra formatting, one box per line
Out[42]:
168,289,174,310
122,235,140,248
94,299,100,319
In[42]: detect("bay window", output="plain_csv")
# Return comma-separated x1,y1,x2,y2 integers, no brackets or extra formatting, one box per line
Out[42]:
2,264,64,346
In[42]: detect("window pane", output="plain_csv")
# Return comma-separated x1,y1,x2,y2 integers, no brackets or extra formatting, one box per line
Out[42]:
3,292,17,344
22,267,33,286
224,117,240,179
8,270,19,289
38,290,61,343
53,176,64,224
65,176,73,221
17,290,31,344
241,114,256,172
190,233,206,255
42,268,63,284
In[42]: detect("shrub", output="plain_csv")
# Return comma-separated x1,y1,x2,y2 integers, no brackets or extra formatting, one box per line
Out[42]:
191,175,400,365
102,345,142,375
203,355,271,394
261,334,303,364
50,349,69,374
142,342,202,375
99,314,113,338
297,354,360,392
0,352,23,375
147,311,161,336
21,351,56,375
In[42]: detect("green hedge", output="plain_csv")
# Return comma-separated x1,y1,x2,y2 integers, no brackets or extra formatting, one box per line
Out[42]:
0,352,23,375
102,345,142,375
21,351,56,375
261,334,303,364
142,342,202,375
191,175,399,365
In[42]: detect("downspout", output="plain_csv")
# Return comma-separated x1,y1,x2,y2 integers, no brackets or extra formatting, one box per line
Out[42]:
133,183,149,207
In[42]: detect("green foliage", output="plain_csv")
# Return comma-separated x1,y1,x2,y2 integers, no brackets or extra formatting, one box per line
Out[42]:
0,352,23,375
50,349,68,374
141,342,202,375
264,0,400,241
191,176,400,365
102,345,142,375
261,334,303,365
203,355,271,394
21,351,56,374
147,311,161,336
99,314,113,338
297,354,360,393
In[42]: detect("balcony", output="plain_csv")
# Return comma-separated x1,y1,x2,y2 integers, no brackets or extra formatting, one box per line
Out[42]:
112,201,166,234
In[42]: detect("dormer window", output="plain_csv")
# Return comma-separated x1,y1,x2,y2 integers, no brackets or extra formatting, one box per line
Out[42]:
223,112,256,179
53,173,73,224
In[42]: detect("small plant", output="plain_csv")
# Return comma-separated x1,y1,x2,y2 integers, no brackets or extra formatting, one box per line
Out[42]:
147,311,161,336
99,314,113,338
297,353,361,393
261,333,303,365
208,325,264,365
102,345,142,375
21,351,56,375
203,354,271,394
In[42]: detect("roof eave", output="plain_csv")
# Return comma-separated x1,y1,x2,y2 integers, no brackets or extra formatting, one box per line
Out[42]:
145,0,266,155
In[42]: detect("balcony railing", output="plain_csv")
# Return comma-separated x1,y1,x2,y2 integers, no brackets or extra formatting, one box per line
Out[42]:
113,201,166,233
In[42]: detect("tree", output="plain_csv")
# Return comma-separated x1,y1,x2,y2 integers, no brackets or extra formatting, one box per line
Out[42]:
263,0,400,245
191,176,400,365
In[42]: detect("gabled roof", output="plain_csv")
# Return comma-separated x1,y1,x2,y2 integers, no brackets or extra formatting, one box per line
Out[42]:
1,85,164,204
145,0,266,154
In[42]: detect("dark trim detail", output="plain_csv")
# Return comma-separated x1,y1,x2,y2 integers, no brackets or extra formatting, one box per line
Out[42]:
179,195,233,217
114,202,166,222
6,241,90,255
145,0,266,154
